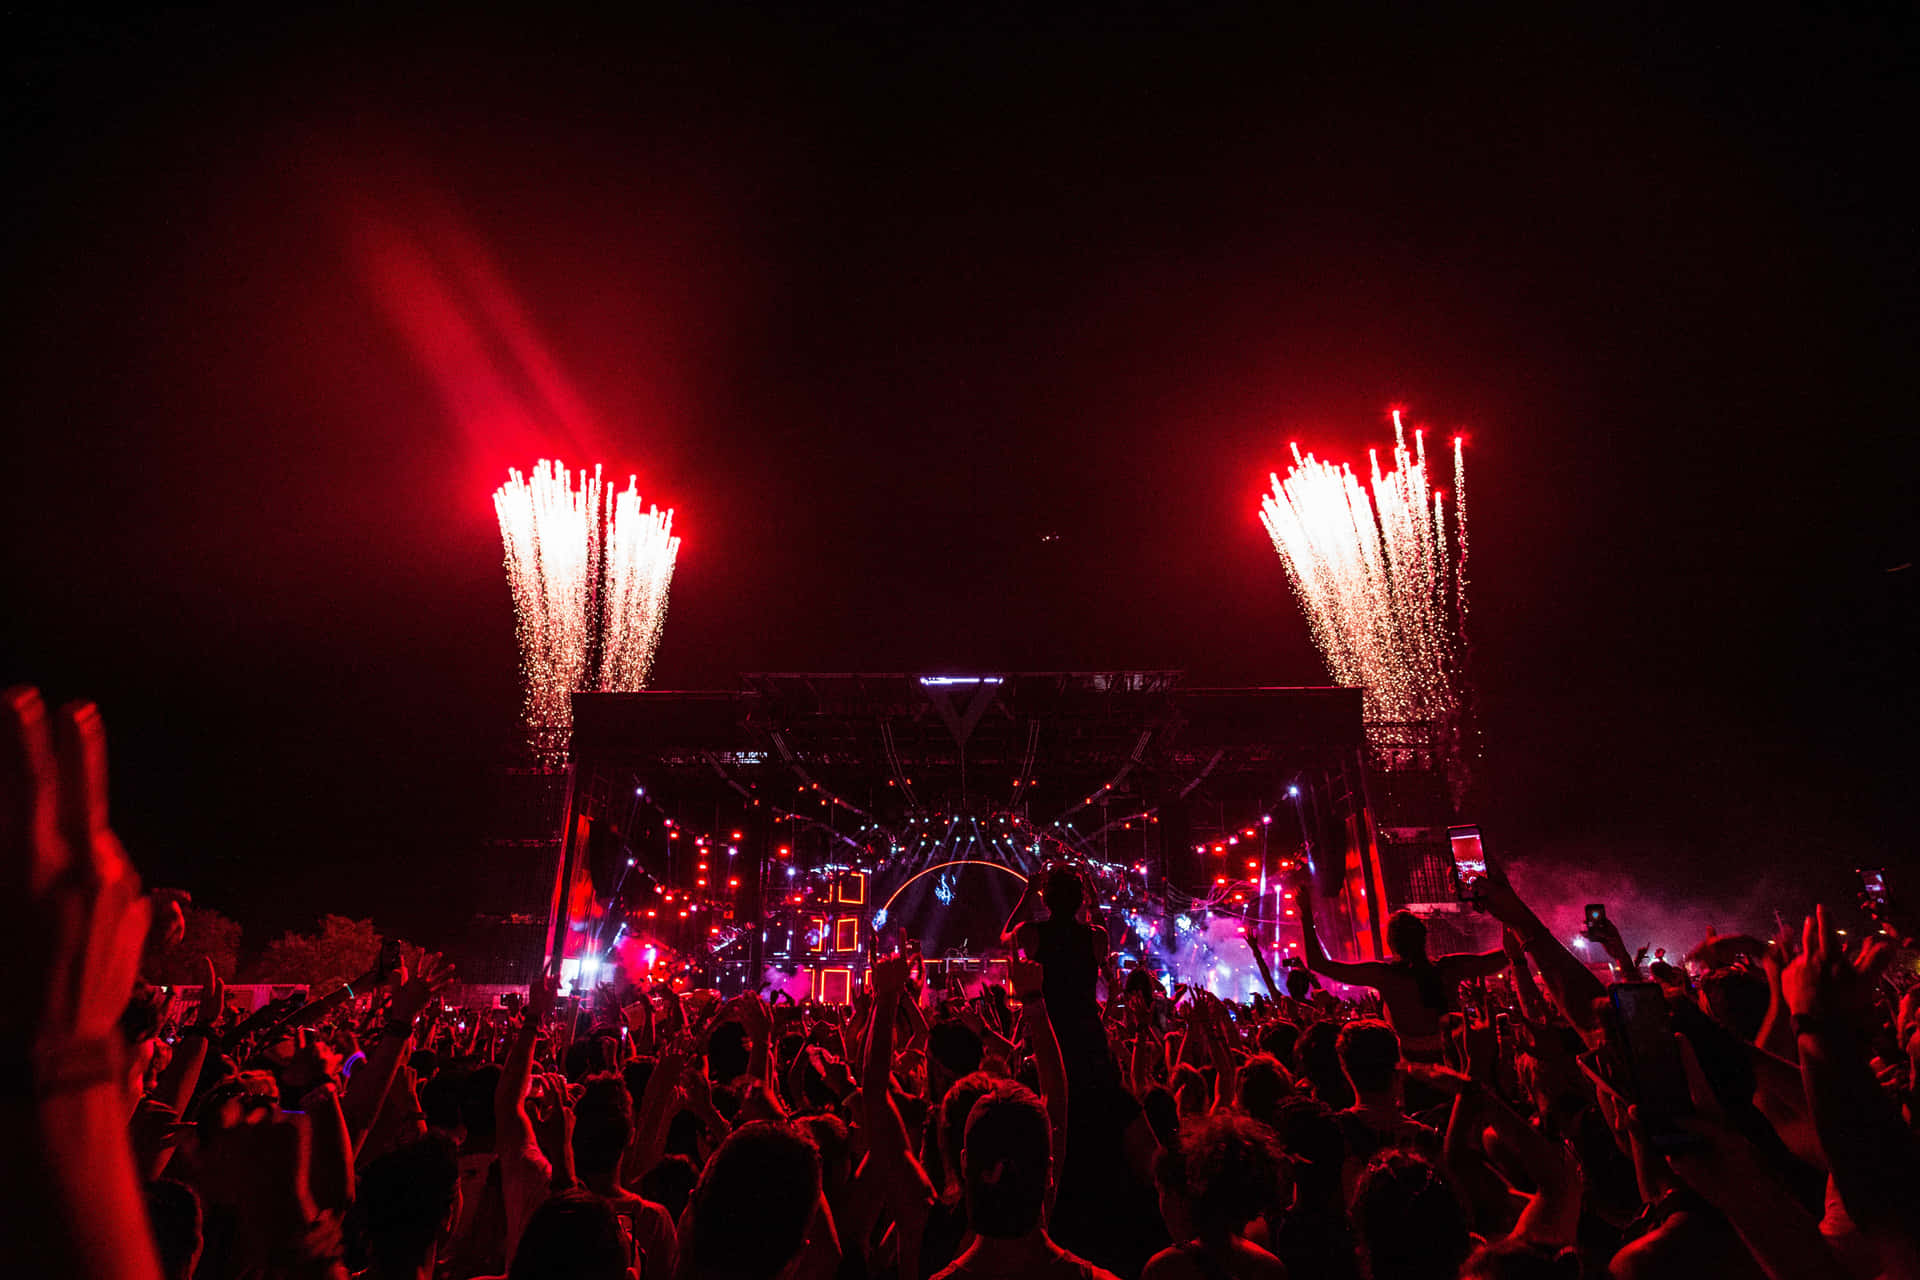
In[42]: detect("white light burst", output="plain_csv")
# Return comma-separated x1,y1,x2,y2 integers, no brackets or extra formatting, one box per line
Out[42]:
1261,411,1472,790
494,460,679,762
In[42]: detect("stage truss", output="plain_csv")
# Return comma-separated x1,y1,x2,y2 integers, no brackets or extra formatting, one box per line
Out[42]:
550,672,1392,996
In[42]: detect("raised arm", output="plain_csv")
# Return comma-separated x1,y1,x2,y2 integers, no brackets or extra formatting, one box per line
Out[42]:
1431,1062,1582,1248
1478,866,1606,1040
1754,928,1797,1060
627,1034,692,1184
1502,929,1552,1024
898,978,931,1054
1000,876,1040,949
343,950,452,1152
1246,933,1286,1002
1294,874,1392,988
1009,956,1068,1169
495,971,557,1157
861,954,938,1280
1190,995,1238,1112
1440,948,1512,983
957,998,1016,1063
281,1029,354,1212
861,956,935,1187
1661,1037,1852,1280
7,689,164,1280
1127,1023,1165,1096
1582,914,1640,980
640,988,660,1054
1786,906,1920,1240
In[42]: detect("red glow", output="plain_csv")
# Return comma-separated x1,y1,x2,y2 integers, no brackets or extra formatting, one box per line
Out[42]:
348,190,698,510
354,204,595,471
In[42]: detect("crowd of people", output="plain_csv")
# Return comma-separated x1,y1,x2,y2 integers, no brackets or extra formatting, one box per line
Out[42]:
11,683,1920,1279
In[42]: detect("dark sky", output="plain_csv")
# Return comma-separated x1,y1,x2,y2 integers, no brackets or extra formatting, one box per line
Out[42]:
5,6,1914,947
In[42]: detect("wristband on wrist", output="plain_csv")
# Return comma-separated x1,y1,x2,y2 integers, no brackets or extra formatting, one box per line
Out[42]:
1790,1013,1826,1038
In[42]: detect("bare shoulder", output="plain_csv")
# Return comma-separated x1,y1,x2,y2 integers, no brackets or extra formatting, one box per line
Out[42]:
1142,1246,1192,1280
1142,1242,1287,1280
1230,1235,1290,1278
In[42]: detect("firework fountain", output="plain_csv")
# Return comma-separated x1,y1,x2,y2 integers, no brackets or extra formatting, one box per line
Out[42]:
1261,411,1473,795
494,460,680,762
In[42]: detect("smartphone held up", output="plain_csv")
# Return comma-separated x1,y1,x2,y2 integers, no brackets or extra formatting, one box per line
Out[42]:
1448,824,1488,908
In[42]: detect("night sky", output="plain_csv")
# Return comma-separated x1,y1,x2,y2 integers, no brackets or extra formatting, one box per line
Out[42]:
5,7,1913,948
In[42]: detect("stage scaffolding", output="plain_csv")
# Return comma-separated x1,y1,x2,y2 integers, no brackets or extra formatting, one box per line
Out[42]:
540,673,1412,994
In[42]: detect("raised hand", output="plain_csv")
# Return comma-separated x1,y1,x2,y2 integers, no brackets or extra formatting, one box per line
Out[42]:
734,991,772,1040
281,1027,342,1098
655,1030,695,1084
528,1073,575,1175
681,1053,714,1110
871,953,911,998
195,954,227,1030
1477,863,1528,923
815,1048,856,1096
1457,1011,1498,1082
1782,904,1895,1024
527,971,561,1024
1583,912,1627,952
1007,954,1045,999
2,688,153,1058
149,888,191,953
395,951,454,1018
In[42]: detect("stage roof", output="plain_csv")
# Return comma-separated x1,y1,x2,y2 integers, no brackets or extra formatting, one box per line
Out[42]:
571,673,1363,809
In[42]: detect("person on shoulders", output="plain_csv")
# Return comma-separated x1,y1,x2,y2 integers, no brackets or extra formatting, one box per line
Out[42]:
1295,874,1505,1061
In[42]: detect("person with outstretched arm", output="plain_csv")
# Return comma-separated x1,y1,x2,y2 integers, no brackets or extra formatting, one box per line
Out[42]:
1293,870,1507,1060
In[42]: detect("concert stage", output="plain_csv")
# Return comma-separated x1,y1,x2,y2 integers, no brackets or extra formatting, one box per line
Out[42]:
548,673,1402,998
